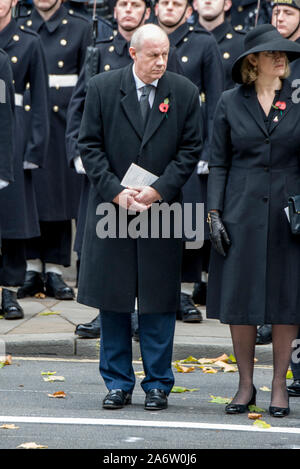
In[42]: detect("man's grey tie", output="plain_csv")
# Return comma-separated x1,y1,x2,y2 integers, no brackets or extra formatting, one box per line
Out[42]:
139,85,153,127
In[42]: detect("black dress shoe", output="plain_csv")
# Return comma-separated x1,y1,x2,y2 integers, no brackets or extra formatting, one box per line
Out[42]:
192,282,207,306
17,271,45,299
256,324,272,345
269,404,290,418
102,389,132,409
45,273,75,300
75,314,100,338
144,389,168,410
287,379,300,397
2,289,24,320
180,293,203,323
225,386,257,414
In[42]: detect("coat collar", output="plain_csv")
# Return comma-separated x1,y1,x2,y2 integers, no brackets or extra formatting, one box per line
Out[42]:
30,5,67,33
120,64,171,146
0,18,18,49
113,32,130,57
168,22,190,47
242,79,294,135
211,20,232,44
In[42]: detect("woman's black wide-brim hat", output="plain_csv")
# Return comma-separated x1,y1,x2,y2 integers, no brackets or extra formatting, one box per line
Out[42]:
232,24,300,84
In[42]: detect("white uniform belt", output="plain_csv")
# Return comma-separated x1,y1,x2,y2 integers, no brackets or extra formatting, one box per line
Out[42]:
49,74,78,88
15,93,23,107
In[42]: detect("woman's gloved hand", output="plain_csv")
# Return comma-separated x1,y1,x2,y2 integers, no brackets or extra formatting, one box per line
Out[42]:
207,211,231,257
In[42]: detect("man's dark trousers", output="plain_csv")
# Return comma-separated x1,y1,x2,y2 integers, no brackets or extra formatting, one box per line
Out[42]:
100,311,176,394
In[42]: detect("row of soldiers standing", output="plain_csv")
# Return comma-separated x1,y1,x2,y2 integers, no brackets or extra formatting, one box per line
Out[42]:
0,0,274,324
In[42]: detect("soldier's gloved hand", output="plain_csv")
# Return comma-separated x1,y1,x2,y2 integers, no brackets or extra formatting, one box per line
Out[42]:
207,210,231,257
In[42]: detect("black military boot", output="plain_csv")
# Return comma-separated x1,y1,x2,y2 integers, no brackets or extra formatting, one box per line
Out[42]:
2,288,24,320
17,271,45,299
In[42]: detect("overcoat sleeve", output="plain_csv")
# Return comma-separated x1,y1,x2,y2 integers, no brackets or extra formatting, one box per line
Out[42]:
207,92,232,212
78,77,124,201
151,86,203,202
0,52,14,183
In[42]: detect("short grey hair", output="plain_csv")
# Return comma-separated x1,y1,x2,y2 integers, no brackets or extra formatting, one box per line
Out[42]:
130,23,169,51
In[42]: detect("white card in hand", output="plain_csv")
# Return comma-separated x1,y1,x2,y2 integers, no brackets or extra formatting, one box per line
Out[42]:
121,163,158,187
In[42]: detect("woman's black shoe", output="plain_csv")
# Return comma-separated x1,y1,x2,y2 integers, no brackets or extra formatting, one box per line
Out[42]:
225,386,257,414
269,405,290,418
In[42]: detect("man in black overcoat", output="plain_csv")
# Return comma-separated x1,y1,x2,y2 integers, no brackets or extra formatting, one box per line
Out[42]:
77,23,202,410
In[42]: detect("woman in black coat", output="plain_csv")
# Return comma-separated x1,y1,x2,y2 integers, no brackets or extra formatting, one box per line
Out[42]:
207,24,300,417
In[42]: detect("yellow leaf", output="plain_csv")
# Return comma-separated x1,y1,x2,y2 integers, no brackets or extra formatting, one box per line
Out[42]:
214,361,237,372
0,424,19,429
286,370,293,380
228,354,236,363
41,371,56,376
253,419,271,429
17,442,48,449
202,367,218,374
259,386,271,392
197,358,214,365
211,353,229,363
34,292,46,299
174,363,195,373
209,395,231,404
38,311,61,316
43,376,65,382
179,356,199,363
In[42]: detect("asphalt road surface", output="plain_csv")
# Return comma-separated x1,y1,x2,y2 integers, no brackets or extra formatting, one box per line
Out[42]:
1,356,300,452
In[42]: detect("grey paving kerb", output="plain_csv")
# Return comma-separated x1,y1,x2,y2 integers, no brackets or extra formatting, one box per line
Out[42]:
0,286,273,364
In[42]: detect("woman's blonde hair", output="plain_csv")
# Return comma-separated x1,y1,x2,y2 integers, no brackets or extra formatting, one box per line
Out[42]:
240,53,290,84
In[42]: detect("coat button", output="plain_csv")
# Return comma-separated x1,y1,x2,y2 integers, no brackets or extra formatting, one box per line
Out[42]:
13,34,20,41
263,197,269,202
265,138,270,144
53,105,59,112
11,56,18,63
181,56,188,63
104,64,110,71
24,105,31,111
183,37,188,42
238,5,243,12
223,52,230,59
226,33,233,39
108,45,114,52
26,19,32,26
58,60,64,68
60,39,67,46
62,19,68,24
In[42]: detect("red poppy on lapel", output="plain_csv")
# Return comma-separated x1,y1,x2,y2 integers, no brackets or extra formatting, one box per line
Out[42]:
159,98,169,116
274,101,286,111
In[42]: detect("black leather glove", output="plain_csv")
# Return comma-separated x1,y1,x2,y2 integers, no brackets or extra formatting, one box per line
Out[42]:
207,211,231,257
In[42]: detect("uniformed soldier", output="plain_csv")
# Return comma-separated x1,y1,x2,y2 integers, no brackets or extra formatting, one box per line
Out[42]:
63,0,114,39
67,0,182,338
16,0,92,301
229,0,271,31
154,0,224,322
194,0,245,90
0,48,20,319
0,0,49,317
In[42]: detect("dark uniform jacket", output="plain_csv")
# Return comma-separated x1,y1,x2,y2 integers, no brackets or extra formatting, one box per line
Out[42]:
0,19,49,239
77,65,202,313
207,79,300,325
168,22,224,162
19,5,92,221
229,0,271,30
0,48,14,184
211,20,245,90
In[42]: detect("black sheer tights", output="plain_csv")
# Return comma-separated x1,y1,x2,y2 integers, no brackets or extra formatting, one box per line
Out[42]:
229,325,298,408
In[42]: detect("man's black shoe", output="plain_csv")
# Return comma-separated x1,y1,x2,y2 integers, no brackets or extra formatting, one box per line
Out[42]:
192,282,207,306
180,292,203,323
145,389,168,410
256,324,272,345
17,271,45,299
2,289,24,320
102,389,132,409
287,379,300,397
45,273,75,300
75,314,100,338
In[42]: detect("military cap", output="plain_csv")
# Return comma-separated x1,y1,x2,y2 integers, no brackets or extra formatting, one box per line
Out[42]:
271,0,300,10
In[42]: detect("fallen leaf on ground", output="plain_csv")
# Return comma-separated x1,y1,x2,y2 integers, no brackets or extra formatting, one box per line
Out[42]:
48,391,66,398
201,367,218,374
41,371,57,376
43,376,65,382
38,311,61,316
171,386,199,393
253,419,271,429
259,386,271,392
210,353,229,363
174,363,195,373
214,361,237,373
248,413,262,420
34,293,46,299
209,395,231,404
0,355,12,368
0,424,19,429
17,442,48,449
286,370,293,379
248,404,266,413
0,315,3,319
228,354,236,363
178,356,199,363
